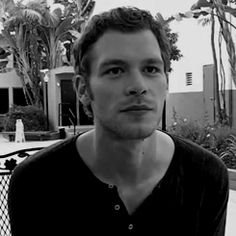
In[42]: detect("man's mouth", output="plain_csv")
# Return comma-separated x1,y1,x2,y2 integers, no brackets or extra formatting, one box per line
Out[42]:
120,105,153,112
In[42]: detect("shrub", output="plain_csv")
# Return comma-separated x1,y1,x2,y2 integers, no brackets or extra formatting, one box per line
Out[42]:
167,116,236,169
209,125,236,156
219,135,236,169
167,117,215,149
3,105,47,131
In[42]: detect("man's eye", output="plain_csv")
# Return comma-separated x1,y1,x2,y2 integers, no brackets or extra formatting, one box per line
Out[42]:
144,66,160,74
105,67,123,76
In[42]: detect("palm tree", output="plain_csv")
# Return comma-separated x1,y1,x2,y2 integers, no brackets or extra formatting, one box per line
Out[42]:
214,0,236,126
191,0,235,125
198,8,226,124
38,0,95,69
1,0,46,107
0,0,95,107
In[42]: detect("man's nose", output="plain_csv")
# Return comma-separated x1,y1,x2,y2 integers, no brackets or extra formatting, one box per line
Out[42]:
126,71,148,96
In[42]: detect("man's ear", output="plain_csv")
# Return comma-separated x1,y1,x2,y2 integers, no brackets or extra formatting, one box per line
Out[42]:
75,75,92,104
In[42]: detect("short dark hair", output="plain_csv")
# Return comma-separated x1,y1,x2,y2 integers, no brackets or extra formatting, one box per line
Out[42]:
73,6,171,117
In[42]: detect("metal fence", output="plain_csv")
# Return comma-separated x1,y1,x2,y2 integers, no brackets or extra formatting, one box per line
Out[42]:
0,173,11,236
0,147,43,236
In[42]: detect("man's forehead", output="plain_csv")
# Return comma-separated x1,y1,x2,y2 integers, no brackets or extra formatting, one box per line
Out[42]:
94,29,159,47
90,30,163,67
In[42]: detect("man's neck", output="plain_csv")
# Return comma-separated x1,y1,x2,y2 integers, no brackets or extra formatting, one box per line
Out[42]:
92,128,159,187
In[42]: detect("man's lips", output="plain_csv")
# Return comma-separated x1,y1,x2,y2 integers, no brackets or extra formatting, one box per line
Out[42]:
120,105,153,112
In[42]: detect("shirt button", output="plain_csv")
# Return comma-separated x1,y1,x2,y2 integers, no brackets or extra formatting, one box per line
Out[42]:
108,184,114,189
114,204,120,210
128,224,134,230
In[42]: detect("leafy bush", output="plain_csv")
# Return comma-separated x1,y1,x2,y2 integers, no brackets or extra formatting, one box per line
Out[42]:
168,117,215,149
219,135,236,169
209,126,236,156
3,105,47,131
167,115,236,169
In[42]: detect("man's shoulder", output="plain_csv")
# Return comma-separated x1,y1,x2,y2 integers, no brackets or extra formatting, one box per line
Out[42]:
165,133,229,201
169,133,228,180
11,135,79,177
171,133,221,161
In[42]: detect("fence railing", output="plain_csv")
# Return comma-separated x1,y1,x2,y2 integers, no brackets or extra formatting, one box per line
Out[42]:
0,147,44,236
58,103,77,128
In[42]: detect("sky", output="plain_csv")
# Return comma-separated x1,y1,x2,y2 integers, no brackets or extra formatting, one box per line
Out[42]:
34,0,195,17
92,0,197,18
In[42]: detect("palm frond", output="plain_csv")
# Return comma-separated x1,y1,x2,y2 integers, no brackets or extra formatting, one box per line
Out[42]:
0,0,15,19
3,16,19,29
220,134,236,159
81,0,95,18
21,8,43,23
42,9,61,27
25,0,47,12
198,17,212,27
4,7,43,28
155,12,172,26
54,17,74,41
51,7,63,20
75,0,83,12
1,29,17,50
68,30,81,39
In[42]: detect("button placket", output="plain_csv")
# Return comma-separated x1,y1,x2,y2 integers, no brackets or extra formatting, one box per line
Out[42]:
107,184,121,213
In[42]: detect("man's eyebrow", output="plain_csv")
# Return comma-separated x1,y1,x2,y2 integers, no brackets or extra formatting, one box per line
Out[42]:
144,58,164,65
99,58,164,69
100,59,126,68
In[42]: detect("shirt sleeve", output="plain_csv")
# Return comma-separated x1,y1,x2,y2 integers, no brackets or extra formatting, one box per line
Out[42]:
199,155,229,236
8,162,33,235
8,159,50,236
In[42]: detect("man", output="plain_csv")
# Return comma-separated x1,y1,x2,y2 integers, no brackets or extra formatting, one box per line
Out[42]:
8,7,229,235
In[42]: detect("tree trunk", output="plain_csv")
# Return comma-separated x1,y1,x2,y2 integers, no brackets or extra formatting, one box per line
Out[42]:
215,0,235,126
211,11,223,124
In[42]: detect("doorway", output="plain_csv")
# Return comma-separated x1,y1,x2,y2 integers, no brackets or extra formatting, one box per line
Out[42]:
60,80,77,126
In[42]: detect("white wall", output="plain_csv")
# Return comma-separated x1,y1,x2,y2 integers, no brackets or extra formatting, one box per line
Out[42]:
169,14,236,94
0,70,22,107
169,18,212,93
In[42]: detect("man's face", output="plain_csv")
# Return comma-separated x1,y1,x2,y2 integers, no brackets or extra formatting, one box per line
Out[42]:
87,30,168,139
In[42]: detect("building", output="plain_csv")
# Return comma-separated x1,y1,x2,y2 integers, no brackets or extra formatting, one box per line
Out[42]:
166,16,236,129
166,64,236,128
43,66,93,131
0,64,92,131
0,35,27,130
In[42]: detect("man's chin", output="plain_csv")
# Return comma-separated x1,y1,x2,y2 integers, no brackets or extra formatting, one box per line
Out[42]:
96,117,158,140
113,125,156,140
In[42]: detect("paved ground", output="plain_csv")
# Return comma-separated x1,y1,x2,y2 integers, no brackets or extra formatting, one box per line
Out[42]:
0,134,236,235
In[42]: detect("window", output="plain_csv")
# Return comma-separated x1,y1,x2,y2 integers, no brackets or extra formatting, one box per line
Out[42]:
0,88,9,114
186,72,193,86
13,88,27,106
